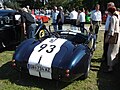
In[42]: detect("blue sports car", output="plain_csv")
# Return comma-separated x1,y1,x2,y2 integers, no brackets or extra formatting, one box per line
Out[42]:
12,25,96,82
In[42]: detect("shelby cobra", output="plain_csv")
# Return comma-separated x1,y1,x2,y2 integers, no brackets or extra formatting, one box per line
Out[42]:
12,26,96,82
0,10,22,49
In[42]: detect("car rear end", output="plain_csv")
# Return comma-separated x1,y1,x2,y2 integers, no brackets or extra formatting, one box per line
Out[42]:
12,38,92,82
51,44,92,82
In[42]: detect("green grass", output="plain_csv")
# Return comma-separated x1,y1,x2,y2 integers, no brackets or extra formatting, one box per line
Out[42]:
0,30,120,90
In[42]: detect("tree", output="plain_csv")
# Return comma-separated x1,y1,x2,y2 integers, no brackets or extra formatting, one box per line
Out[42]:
3,0,20,9
6,0,120,11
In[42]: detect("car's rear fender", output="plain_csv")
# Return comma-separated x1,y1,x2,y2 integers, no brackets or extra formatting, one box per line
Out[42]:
13,38,40,62
52,44,92,81
58,44,91,73
69,45,91,73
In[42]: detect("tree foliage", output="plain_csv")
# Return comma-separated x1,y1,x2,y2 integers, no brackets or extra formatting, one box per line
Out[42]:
3,0,20,9
3,0,120,11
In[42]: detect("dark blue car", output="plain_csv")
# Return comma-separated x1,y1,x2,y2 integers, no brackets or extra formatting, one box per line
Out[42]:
12,27,96,82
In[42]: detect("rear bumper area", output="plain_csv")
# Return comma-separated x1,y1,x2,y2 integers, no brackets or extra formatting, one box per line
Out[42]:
11,61,83,82
11,61,29,73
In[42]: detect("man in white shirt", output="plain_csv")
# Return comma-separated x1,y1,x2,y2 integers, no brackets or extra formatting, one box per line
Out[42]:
69,8,78,30
90,4,102,40
51,6,59,32
78,8,85,33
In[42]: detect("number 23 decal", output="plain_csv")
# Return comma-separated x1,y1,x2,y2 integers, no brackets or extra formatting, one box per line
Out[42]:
38,44,56,53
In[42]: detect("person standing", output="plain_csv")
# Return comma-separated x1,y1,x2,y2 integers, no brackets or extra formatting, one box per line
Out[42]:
26,5,31,13
51,6,59,32
0,3,4,10
102,2,115,61
105,7,120,72
57,6,64,30
69,8,78,30
90,4,102,41
22,7,36,39
77,8,85,33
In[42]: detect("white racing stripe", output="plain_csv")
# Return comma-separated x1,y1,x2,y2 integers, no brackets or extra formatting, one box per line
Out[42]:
28,38,67,79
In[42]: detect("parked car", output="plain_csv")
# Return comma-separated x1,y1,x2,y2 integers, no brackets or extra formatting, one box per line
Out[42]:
64,14,71,24
31,9,50,23
0,10,23,49
12,25,96,82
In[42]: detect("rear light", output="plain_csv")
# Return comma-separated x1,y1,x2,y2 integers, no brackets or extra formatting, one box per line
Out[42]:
12,63,16,67
65,69,70,77
65,74,70,77
11,60,16,67
66,69,70,73
12,59,15,63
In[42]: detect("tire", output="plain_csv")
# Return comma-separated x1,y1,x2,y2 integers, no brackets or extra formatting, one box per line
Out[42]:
80,58,91,80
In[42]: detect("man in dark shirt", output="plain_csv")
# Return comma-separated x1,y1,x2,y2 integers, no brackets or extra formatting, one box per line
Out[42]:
22,7,36,39
57,6,64,30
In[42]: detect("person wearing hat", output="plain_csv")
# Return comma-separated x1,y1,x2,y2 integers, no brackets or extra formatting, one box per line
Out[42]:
57,6,64,30
22,7,36,39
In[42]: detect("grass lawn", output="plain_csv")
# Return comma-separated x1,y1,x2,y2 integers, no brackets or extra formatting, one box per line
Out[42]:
0,28,120,90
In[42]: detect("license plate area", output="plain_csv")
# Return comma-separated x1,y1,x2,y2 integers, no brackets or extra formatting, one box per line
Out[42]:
27,64,51,73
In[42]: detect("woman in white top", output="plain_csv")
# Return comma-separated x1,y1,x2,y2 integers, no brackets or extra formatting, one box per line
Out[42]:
106,7,120,72
78,8,85,33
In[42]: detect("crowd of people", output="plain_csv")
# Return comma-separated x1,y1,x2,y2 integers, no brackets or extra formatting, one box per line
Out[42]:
1,2,119,73
21,3,120,73
51,5,101,35
102,2,120,72
51,6,64,31
51,6,86,32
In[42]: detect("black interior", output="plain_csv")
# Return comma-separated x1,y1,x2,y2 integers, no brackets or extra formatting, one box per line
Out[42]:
55,31,88,44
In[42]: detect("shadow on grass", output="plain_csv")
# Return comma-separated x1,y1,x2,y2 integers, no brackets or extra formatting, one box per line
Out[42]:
0,61,71,90
90,58,101,72
0,45,16,53
90,56,120,90
97,52,120,90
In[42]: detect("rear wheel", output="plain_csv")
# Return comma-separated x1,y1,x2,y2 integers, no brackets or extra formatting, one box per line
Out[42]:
80,58,91,80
